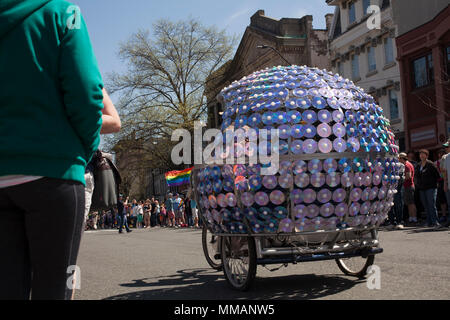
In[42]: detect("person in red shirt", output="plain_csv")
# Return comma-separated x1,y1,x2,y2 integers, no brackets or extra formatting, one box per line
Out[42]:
399,153,418,224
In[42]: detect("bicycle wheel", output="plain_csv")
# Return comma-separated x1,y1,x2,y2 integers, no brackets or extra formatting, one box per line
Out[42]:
202,223,222,271
221,235,257,291
335,254,375,278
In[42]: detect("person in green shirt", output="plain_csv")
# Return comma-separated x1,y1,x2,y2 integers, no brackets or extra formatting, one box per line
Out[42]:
0,0,105,300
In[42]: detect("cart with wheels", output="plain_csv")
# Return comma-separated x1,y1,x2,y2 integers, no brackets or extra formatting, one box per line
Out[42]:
193,65,400,291
218,226,381,291
199,185,384,291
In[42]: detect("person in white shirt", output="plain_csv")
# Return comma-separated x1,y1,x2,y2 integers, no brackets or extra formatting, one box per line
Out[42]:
136,201,144,229
131,200,139,228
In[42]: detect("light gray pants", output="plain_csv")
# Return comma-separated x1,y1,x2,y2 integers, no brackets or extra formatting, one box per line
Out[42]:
84,171,95,223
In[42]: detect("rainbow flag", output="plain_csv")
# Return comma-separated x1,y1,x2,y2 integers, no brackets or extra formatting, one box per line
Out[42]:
165,167,193,187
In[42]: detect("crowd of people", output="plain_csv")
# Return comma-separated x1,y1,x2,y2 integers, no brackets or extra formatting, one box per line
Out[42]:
86,193,201,233
386,141,450,230
85,144,450,233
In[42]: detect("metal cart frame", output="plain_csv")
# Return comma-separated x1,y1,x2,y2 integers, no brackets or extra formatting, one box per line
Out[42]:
202,221,382,291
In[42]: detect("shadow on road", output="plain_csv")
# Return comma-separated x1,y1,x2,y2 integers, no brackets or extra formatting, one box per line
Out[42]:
379,225,450,234
406,227,450,234
104,268,363,300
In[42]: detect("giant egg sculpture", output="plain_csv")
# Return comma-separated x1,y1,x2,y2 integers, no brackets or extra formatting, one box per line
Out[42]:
193,65,400,235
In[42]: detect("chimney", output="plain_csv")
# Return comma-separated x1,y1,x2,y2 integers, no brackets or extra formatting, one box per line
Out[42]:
325,13,334,31
251,10,265,26
251,10,265,19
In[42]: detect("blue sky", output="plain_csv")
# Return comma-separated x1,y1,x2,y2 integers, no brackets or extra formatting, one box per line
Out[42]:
72,0,334,81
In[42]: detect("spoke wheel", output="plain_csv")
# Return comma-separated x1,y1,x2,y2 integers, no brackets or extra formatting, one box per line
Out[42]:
221,236,257,291
336,254,375,278
202,224,222,271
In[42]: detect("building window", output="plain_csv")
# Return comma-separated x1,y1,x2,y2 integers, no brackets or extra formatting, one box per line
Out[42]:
338,61,344,77
333,10,342,38
413,54,434,88
363,0,371,16
384,37,394,65
352,54,360,79
389,90,399,120
446,46,450,76
348,2,356,25
429,54,434,83
381,0,391,10
368,46,377,72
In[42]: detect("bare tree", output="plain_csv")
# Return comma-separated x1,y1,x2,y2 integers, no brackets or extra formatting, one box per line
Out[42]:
104,18,236,197
108,18,236,144
412,67,450,117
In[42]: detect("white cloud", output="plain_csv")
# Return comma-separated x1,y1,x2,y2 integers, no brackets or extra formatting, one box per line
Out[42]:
231,8,252,20
225,7,253,25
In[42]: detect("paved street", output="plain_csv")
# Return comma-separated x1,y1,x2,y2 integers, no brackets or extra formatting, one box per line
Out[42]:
74,226,450,300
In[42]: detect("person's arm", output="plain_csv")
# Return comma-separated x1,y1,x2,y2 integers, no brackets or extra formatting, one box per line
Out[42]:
405,164,412,181
431,162,441,185
443,164,448,192
405,171,412,180
100,88,121,134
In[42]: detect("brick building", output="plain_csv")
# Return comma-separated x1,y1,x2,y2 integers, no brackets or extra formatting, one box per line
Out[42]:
394,2,450,154
205,9,334,129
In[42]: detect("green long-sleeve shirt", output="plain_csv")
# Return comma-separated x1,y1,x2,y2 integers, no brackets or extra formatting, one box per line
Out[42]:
0,0,103,185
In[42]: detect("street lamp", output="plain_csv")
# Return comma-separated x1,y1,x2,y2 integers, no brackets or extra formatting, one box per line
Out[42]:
257,44,292,65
